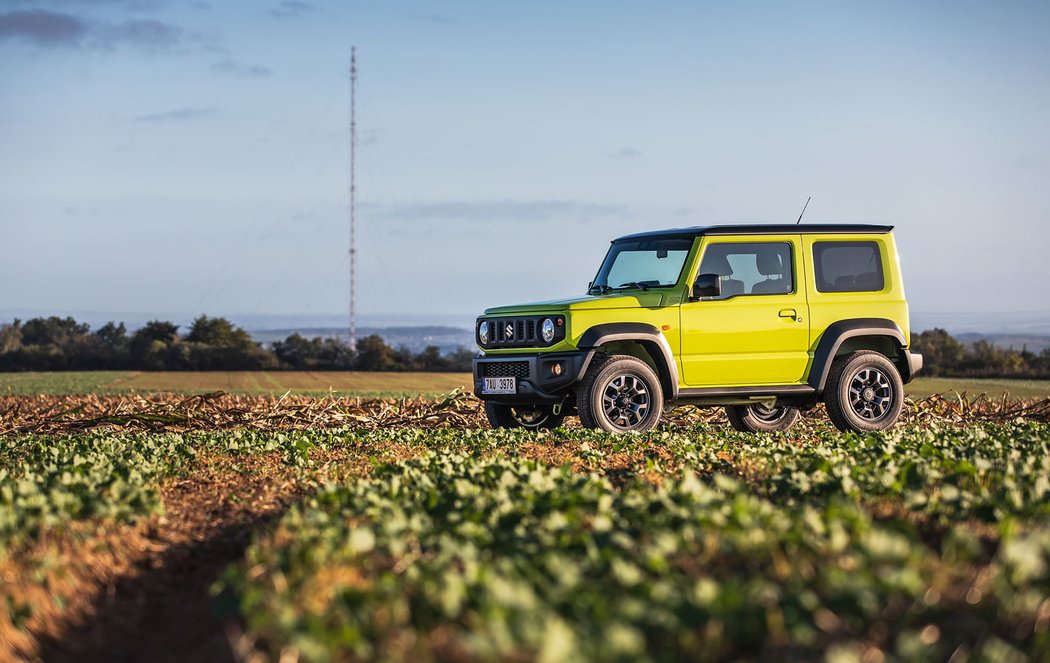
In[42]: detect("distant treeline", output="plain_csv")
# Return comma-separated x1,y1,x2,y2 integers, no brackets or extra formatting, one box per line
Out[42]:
0,316,474,372
912,328,1050,379
2,316,1049,378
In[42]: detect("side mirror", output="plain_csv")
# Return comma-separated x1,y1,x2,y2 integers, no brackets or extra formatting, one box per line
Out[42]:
691,273,721,300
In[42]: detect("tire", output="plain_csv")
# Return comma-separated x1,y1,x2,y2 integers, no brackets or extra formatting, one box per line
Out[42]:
577,354,664,432
725,403,801,432
824,350,904,432
484,402,566,430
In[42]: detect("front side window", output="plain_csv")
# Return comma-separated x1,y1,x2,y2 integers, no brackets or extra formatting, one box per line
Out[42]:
697,242,794,299
813,241,884,292
591,238,693,292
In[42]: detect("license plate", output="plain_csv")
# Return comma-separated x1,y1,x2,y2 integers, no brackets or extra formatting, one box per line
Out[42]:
482,377,517,394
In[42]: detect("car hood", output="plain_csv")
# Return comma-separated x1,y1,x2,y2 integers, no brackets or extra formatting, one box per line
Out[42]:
483,291,667,315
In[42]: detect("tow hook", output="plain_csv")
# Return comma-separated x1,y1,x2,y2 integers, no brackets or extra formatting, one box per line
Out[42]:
552,401,563,416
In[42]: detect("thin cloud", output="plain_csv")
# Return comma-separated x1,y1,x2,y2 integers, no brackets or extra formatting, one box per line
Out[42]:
210,58,272,78
611,147,642,159
0,9,191,51
270,1,313,19
133,106,215,122
103,18,182,49
0,1,164,8
358,128,379,146
0,10,86,45
1013,156,1046,171
368,200,629,224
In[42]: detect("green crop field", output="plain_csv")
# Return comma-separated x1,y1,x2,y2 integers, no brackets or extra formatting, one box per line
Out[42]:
2,370,1050,400
1,391,1048,660
905,377,1050,400
0,370,473,398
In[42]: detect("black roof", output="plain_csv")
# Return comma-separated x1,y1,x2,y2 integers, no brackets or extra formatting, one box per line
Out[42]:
614,224,893,242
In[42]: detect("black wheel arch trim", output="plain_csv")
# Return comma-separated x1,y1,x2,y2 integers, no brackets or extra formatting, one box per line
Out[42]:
808,318,914,394
577,322,679,400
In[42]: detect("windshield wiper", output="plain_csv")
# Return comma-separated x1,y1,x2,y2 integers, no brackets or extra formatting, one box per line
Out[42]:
615,281,651,291
588,283,611,294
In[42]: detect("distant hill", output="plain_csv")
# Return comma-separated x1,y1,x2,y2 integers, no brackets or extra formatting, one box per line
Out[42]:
955,333,1050,354
911,311,1050,336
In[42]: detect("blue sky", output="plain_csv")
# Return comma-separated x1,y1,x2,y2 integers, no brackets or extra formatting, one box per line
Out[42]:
2,0,1049,328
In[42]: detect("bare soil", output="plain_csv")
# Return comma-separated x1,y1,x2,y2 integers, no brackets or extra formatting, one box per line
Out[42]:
7,454,303,662
2,389,1048,440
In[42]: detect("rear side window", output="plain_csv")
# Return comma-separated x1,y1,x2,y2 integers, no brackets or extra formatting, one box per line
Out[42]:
813,241,884,292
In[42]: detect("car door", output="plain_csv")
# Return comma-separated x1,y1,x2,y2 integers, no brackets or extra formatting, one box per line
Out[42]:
679,235,810,387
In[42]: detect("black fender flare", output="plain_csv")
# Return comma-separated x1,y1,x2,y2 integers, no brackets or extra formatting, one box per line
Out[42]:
577,322,679,400
808,318,907,394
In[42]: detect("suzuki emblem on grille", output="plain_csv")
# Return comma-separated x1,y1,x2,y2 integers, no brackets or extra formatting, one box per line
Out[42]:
505,324,514,339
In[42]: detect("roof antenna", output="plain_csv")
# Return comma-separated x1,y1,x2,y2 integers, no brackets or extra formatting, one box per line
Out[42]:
795,196,811,225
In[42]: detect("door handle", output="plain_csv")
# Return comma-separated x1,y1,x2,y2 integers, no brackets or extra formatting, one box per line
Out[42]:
778,309,796,319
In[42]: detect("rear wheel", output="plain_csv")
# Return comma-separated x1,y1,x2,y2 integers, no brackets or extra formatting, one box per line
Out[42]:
725,403,800,432
824,350,904,432
484,402,566,430
578,355,663,432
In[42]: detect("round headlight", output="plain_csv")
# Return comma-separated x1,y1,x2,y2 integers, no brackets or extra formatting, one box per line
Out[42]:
541,317,556,343
478,321,489,344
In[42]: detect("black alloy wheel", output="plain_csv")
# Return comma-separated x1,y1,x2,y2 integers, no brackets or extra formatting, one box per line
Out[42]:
484,402,566,430
825,351,904,432
725,403,801,432
578,355,664,432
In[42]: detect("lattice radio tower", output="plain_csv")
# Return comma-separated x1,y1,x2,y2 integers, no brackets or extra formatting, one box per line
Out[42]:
348,47,358,352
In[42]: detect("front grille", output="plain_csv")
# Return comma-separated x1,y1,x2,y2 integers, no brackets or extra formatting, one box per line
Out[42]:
491,317,537,346
479,315,564,349
480,361,530,379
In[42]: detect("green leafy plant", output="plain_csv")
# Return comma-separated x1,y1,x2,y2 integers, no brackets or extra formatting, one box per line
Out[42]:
226,448,1050,661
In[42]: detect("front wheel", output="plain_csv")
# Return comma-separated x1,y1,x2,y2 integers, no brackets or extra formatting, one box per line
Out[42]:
484,402,566,430
725,403,801,432
824,351,904,432
578,355,664,432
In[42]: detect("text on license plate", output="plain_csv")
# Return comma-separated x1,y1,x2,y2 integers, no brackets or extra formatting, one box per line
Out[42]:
482,377,516,394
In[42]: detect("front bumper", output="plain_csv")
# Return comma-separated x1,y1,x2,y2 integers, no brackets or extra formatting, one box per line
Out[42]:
473,351,591,403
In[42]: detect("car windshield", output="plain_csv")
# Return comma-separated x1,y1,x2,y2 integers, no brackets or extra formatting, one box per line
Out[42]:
590,238,693,292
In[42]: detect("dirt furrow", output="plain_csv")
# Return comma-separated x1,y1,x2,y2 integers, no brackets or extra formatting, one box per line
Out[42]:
13,455,301,662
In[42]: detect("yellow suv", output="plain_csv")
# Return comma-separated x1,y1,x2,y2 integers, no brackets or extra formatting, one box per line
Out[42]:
473,224,922,434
